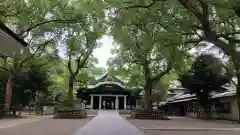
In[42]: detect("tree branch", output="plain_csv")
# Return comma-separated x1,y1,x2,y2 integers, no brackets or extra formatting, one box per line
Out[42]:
25,56,56,68
19,39,54,68
220,35,240,43
116,0,166,13
233,6,240,18
0,66,8,71
125,0,165,9
178,0,203,21
217,32,240,39
18,16,85,35
221,63,237,87
73,25,97,77
151,47,178,86
152,63,173,86
75,47,94,77
68,55,73,75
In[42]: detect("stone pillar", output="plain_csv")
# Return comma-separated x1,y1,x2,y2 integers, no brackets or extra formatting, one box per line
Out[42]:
136,99,139,108
99,96,102,109
124,96,127,110
115,96,119,109
90,95,93,109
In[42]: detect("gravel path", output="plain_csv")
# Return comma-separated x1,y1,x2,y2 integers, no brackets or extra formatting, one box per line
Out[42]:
0,117,92,135
127,117,240,129
127,117,240,135
0,115,51,129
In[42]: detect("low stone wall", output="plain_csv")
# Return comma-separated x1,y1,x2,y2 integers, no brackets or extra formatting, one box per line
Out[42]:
43,106,54,115
131,109,169,120
54,109,87,118
86,109,98,116
118,110,131,115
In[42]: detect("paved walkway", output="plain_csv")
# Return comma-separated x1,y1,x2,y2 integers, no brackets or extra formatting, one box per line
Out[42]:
0,117,91,135
74,110,146,135
0,115,52,129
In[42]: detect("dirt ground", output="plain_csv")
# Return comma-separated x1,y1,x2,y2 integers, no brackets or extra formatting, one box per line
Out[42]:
0,117,92,135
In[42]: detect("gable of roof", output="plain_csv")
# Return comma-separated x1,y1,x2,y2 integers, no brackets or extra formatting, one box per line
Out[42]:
87,81,125,89
92,72,125,85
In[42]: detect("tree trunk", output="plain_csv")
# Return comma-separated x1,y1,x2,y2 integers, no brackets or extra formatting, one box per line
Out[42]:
157,99,159,107
236,83,240,123
5,74,14,113
12,108,16,116
142,60,153,110
234,61,240,122
68,76,74,101
204,104,212,120
40,106,44,115
199,92,212,120
144,80,152,110
18,109,22,117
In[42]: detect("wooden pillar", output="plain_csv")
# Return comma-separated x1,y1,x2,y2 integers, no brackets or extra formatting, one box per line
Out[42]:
99,95,102,109
90,95,93,109
115,96,119,109
124,96,127,110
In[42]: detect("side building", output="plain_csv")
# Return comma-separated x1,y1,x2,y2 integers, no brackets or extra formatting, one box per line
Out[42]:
0,22,27,115
166,87,239,121
0,22,27,56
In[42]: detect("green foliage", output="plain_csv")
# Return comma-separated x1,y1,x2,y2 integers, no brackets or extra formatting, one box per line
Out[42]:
2,0,238,114
89,67,106,77
179,54,231,119
108,65,144,88
10,66,53,113
55,90,76,108
152,79,169,104
105,0,239,113
107,0,193,109
1,0,108,104
180,54,231,94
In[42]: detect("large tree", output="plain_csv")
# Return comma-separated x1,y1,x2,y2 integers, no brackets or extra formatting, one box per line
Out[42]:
109,9,191,110
113,0,240,120
1,0,106,109
64,21,105,100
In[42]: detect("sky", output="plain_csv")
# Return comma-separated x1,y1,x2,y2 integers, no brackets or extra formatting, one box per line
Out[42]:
58,35,114,69
93,36,114,68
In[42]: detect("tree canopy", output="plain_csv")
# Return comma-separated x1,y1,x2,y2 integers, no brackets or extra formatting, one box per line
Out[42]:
1,0,240,119
179,54,231,119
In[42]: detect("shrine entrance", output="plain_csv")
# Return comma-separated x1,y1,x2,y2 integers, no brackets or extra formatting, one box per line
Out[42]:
91,94,127,110
102,96,115,109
